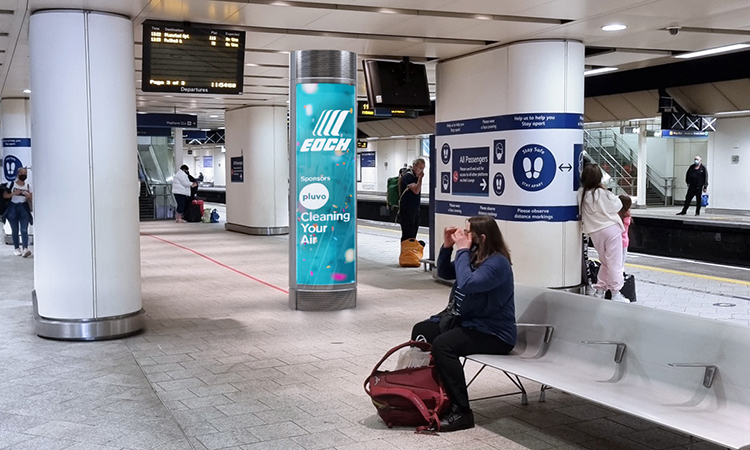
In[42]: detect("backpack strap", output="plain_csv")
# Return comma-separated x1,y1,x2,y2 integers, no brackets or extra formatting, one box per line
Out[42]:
363,340,432,396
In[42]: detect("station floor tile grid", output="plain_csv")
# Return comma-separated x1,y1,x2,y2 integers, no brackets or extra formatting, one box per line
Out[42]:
0,218,741,450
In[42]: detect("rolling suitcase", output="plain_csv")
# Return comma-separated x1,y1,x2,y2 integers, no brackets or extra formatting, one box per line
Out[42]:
185,203,202,222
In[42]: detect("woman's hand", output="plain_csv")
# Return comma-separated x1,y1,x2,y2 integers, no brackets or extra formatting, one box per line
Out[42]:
443,226,458,248
452,228,473,250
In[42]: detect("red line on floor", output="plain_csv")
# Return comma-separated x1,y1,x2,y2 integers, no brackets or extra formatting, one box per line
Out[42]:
143,234,289,295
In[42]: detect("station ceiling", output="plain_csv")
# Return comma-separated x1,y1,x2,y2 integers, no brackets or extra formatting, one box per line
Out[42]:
1,0,750,129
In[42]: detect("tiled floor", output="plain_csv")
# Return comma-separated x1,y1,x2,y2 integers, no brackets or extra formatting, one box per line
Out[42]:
0,214,744,450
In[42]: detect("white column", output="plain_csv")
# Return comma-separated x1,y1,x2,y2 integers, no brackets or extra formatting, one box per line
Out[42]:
637,127,648,207
435,40,584,288
173,127,183,172
29,10,143,339
224,105,289,235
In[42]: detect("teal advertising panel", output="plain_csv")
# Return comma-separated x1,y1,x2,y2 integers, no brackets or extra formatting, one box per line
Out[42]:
295,83,356,286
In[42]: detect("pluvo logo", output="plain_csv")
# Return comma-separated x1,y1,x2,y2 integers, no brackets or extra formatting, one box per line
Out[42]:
299,183,329,210
300,110,351,152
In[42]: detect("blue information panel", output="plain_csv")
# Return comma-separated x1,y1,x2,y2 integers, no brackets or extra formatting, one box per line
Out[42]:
360,151,376,167
452,147,489,197
295,83,356,287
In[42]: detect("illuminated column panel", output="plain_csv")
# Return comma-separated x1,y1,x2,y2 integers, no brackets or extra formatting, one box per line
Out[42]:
289,50,358,310
29,10,143,339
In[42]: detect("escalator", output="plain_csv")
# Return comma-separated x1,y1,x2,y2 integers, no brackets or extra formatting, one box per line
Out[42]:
137,143,176,220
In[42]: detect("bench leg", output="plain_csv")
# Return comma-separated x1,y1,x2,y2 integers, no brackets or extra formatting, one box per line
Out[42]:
465,364,486,388
503,372,528,406
540,384,551,403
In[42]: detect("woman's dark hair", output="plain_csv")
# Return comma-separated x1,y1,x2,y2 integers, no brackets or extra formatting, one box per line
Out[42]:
467,215,511,265
180,165,190,172
580,164,603,205
618,194,632,218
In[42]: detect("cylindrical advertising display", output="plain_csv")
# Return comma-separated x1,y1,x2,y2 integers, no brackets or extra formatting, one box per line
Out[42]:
289,50,357,310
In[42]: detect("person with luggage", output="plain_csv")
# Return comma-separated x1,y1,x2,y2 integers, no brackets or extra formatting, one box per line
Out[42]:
172,165,195,223
410,215,516,431
2,167,33,257
676,155,708,216
578,164,628,303
398,157,425,242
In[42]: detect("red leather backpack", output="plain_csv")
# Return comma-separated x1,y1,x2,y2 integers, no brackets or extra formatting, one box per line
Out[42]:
364,341,450,430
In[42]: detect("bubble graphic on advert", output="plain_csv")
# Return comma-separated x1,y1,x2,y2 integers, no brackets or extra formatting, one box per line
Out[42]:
304,104,313,116
332,273,348,281
301,84,319,94
345,248,355,263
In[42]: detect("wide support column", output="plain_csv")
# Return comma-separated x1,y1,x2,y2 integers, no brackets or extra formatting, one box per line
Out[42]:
1,98,33,244
289,50,357,310
435,40,584,288
224,106,288,235
29,10,143,340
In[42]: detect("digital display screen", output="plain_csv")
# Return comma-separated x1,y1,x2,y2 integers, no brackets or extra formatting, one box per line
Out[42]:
294,83,357,286
142,20,245,94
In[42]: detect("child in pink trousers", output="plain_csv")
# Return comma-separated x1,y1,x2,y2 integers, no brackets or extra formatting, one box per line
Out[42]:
619,195,632,267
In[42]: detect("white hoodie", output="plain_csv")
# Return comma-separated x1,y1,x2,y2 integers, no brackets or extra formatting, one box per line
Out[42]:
578,188,624,234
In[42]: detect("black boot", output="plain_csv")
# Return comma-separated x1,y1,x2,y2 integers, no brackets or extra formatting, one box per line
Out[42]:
439,405,474,432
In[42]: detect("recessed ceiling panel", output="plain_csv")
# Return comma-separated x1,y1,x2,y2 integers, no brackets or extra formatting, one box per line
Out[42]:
585,50,670,66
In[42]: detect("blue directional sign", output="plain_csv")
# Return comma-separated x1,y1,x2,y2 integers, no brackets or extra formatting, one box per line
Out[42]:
452,147,489,197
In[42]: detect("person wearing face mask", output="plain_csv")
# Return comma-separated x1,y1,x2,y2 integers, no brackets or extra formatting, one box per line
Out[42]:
2,167,33,257
398,157,426,242
677,156,708,216
410,216,516,431
172,165,195,223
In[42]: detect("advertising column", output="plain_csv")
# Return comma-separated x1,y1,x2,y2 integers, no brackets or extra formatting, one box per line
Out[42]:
289,50,357,310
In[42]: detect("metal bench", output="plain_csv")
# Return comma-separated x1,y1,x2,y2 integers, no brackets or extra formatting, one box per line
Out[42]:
465,284,750,450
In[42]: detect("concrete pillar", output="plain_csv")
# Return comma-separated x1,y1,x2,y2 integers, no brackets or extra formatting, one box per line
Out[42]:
636,126,648,207
29,10,143,339
224,106,288,235
435,40,584,288
173,127,183,174
289,50,357,310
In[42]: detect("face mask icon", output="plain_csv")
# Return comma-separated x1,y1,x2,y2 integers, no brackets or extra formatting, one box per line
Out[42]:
442,174,450,191
495,143,504,160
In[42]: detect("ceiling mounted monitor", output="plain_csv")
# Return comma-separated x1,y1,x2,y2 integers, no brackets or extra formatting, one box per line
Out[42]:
142,20,245,95
362,59,431,110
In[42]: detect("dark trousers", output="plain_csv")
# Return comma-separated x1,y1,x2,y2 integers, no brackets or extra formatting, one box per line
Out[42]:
174,194,188,214
411,320,514,411
681,187,703,214
399,207,420,242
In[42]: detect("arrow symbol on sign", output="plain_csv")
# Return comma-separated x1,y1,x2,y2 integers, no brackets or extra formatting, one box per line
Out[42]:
558,163,572,172
480,178,488,191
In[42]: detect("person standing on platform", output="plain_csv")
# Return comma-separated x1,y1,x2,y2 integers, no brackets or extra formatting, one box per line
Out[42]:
578,164,627,303
399,157,425,242
2,167,33,257
676,156,708,216
172,165,193,223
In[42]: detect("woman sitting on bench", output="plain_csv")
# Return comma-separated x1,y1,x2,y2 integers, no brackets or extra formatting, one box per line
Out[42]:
411,215,517,431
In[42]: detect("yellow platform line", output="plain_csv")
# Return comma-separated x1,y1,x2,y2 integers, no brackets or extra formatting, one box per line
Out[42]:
625,262,750,286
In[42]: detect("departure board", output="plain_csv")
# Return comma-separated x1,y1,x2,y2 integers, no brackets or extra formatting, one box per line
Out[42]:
142,21,245,95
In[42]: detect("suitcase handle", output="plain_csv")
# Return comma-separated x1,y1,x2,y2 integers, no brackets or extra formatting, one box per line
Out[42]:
364,340,432,395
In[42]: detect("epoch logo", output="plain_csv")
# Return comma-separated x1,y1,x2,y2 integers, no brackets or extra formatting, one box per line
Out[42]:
299,183,330,210
300,110,351,152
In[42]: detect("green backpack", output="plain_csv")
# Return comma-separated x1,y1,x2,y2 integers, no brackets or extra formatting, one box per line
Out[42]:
386,176,402,209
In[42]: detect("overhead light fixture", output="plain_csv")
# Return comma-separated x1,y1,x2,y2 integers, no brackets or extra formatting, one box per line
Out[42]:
584,67,618,76
675,43,750,59
209,115,218,118
245,63,259,67
602,24,627,31
22,89,31,94
714,110,750,116
379,8,397,14
474,15,492,20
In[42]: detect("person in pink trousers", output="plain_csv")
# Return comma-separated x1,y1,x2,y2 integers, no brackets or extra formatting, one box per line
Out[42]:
578,164,628,303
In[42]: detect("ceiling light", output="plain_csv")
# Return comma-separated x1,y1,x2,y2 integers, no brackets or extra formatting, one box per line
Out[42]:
245,63,259,67
22,89,31,94
602,24,627,31
714,110,750,116
584,67,618,76
675,43,750,59
475,15,492,20
379,8,397,14
209,115,218,118
272,1,288,5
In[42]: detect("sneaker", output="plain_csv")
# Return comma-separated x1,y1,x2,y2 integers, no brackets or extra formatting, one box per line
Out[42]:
439,407,474,432
13,248,22,256
22,248,31,258
611,292,630,303
676,211,686,216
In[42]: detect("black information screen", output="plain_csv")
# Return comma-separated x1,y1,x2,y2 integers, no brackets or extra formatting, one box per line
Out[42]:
142,20,245,95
